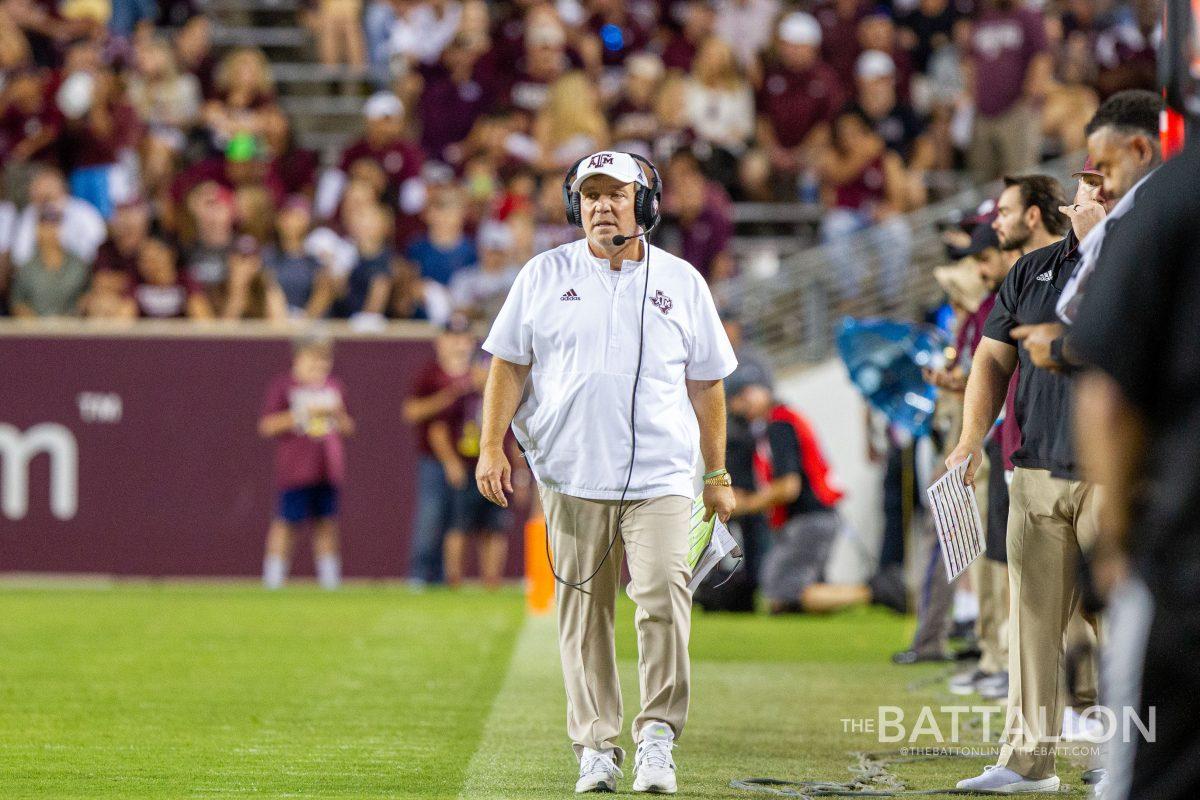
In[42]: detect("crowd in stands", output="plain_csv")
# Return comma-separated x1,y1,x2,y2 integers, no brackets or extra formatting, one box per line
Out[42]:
0,0,1158,323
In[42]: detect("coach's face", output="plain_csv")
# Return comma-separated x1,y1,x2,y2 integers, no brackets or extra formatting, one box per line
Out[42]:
580,174,638,250
1087,126,1155,202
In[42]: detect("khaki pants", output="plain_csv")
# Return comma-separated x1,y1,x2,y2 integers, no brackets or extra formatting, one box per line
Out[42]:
969,102,1041,185
541,488,693,766
969,450,1010,675
998,468,1101,779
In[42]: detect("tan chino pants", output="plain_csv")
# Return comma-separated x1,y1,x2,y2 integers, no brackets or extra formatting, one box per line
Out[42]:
541,488,693,766
997,467,1101,779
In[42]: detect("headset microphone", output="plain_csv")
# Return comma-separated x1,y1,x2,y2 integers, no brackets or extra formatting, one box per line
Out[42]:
611,232,645,247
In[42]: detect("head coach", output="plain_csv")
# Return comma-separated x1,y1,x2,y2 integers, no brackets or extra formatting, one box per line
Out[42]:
475,151,737,794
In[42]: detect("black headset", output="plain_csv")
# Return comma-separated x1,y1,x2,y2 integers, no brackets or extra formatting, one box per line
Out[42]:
562,151,662,233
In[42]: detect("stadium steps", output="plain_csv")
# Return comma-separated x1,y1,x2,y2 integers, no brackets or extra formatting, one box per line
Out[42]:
209,24,311,49
279,95,369,116
201,0,302,11
202,0,370,163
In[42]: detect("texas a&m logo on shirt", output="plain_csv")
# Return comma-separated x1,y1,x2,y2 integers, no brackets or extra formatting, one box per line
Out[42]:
587,153,615,169
650,290,672,315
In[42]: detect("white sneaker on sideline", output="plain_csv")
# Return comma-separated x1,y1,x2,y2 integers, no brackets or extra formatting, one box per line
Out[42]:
632,721,677,794
955,765,1061,793
1062,707,1105,742
576,747,621,793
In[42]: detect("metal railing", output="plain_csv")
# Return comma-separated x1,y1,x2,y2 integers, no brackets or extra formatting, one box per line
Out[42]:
725,153,1086,369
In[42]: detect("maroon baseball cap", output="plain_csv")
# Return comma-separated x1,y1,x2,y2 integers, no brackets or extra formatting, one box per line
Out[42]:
1072,157,1103,180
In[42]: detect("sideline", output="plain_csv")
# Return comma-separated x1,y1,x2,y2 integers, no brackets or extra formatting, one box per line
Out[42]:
457,613,564,799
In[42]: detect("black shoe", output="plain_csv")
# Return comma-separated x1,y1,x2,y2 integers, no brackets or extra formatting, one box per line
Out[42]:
867,566,909,614
891,649,951,665
950,619,976,640
953,642,982,661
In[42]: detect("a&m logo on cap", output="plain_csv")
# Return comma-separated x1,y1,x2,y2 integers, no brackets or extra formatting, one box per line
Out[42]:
587,153,616,169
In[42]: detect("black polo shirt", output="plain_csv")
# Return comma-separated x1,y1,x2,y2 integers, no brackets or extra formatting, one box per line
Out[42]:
1071,141,1200,590
982,232,1082,479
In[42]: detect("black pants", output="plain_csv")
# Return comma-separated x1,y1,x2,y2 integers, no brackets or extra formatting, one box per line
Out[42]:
1130,580,1200,799
880,442,920,569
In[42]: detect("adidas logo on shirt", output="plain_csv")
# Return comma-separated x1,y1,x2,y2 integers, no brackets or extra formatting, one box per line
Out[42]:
1035,270,1053,282
560,288,581,301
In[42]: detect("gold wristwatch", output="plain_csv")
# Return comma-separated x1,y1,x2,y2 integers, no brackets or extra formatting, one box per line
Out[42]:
703,468,732,487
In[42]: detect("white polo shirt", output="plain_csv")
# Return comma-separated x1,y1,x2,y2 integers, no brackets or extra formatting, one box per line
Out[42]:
483,238,737,500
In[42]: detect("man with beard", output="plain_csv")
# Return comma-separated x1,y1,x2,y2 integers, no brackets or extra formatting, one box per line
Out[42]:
945,172,1108,793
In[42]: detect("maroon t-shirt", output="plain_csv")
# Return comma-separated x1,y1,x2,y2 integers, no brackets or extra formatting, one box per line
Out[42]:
411,361,468,458
661,33,698,72
680,184,733,280
272,146,320,197
131,275,204,319
756,63,846,149
816,2,867,79
262,374,349,490
418,64,494,163
63,102,143,168
970,7,1048,117
832,153,887,211
0,104,63,162
338,137,425,190
94,241,139,278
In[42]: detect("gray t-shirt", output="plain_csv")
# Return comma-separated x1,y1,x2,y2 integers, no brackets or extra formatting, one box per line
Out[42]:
12,252,90,316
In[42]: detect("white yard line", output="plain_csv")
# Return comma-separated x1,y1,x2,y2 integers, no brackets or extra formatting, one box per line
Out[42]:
456,613,565,799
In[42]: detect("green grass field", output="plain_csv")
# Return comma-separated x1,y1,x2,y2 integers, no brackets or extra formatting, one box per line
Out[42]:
0,584,1090,798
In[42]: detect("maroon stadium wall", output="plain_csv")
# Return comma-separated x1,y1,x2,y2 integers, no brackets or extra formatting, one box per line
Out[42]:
0,326,513,579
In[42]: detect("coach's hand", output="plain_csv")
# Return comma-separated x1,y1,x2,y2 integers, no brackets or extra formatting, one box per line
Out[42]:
476,444,513,508
703,484,736,524
945,439,983,487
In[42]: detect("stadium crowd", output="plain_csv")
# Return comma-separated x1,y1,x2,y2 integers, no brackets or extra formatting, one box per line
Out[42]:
0,0,1159,324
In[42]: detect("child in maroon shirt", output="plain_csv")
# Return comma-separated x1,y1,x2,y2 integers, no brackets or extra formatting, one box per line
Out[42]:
258,334,355,589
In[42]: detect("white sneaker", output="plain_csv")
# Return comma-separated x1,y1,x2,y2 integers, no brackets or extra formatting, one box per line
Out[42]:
977,671,1010,701
632,721,677,794
955,765,1061,793
948,669,990,695
1062,707,1105,742
575,747,621,793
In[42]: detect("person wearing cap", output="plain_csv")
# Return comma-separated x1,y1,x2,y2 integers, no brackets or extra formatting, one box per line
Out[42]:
315,92,426,220
448,219,520,323
258,333,355,590
10,205,90,318
478,151,736,794
756,12,846,186
505,18,571,115
853,50,928,168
